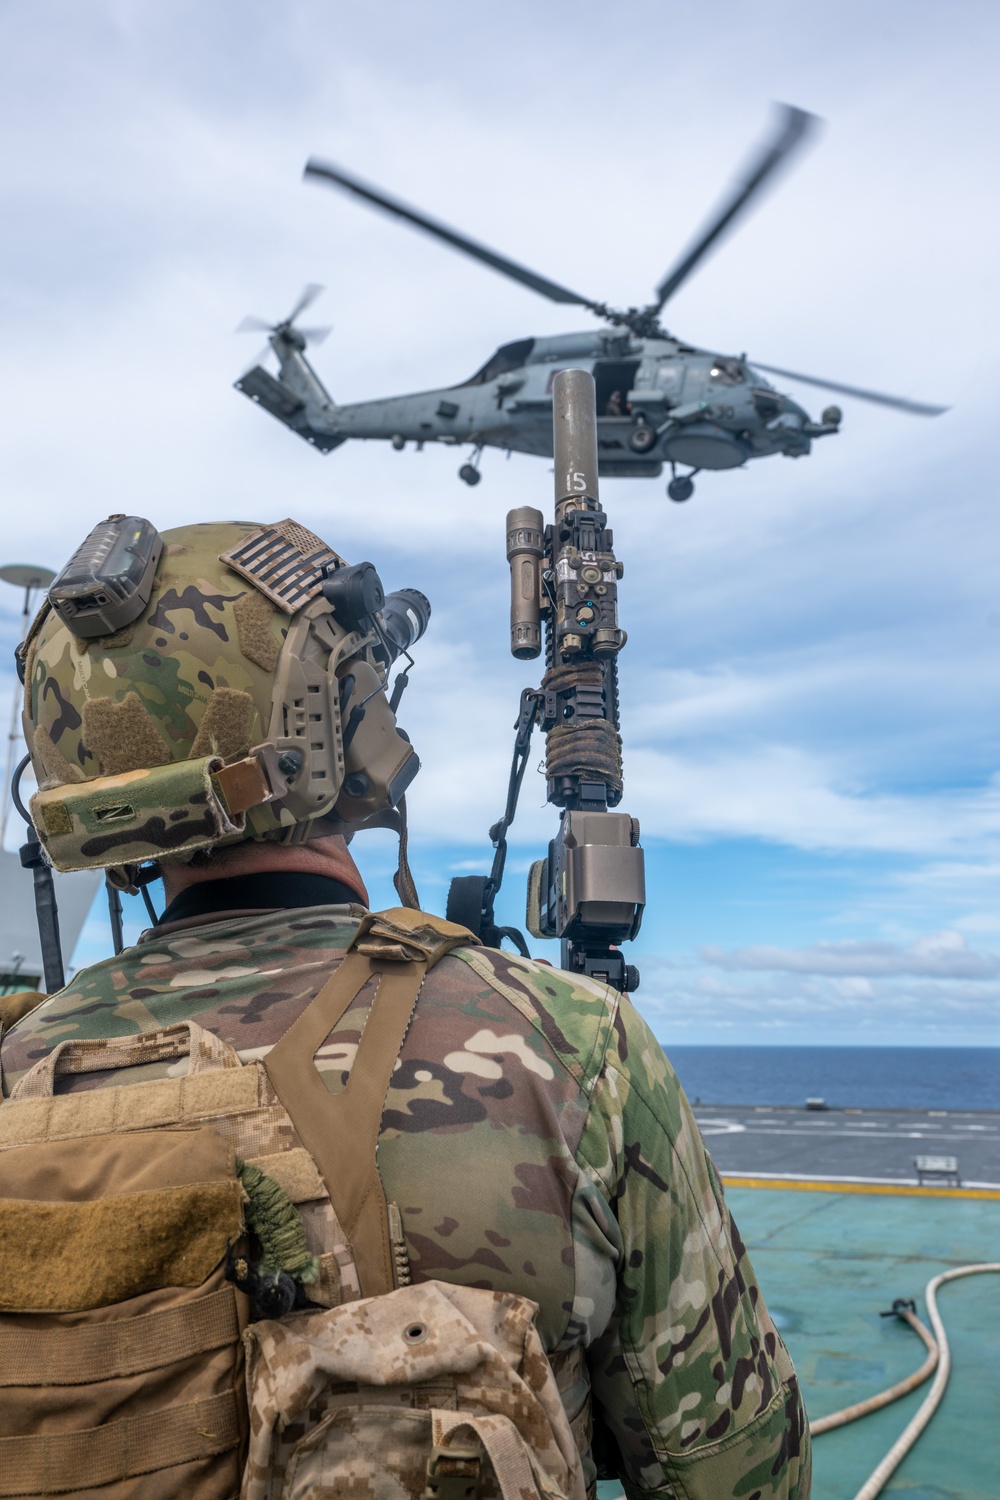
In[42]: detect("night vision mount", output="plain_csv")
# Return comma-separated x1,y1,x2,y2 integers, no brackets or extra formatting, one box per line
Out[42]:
447,369,646,992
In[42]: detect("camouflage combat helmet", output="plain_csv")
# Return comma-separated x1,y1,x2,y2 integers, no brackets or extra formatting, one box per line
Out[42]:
19,516,423,882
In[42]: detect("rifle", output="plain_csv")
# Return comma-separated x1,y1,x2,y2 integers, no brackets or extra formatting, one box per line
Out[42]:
447,369,645,991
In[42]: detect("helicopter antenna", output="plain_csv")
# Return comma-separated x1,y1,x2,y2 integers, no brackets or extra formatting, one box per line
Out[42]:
647,104,820,318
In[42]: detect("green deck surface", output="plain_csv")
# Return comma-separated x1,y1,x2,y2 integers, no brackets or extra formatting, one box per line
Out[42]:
596,1185,999,1500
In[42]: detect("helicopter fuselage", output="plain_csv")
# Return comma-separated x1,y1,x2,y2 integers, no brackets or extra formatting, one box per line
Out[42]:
235,115,944,499
235,328,839,484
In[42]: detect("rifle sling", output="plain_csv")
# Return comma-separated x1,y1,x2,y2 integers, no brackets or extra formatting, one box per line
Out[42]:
263,951,424,1299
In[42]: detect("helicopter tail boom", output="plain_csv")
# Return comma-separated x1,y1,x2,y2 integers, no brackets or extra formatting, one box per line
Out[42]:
234,285,345,452
234,359,346,453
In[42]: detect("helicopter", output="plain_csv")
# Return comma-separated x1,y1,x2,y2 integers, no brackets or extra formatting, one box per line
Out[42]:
234,105,946,503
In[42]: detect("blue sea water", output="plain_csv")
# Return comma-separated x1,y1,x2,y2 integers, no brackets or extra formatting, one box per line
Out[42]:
664,1045,1000,1112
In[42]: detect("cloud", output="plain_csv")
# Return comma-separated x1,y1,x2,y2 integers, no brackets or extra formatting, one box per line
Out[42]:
2,1,1000,1048
632,944,1000,1046
701,929,1000,980
626,746,1000,857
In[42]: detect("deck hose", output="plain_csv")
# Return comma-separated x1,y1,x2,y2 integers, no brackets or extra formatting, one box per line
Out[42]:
810,1262,1000,1499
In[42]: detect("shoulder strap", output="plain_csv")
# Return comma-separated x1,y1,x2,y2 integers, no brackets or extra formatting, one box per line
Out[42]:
263,908,476,1299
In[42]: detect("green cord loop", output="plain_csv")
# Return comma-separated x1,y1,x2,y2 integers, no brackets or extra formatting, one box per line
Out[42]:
236,1158,319,1285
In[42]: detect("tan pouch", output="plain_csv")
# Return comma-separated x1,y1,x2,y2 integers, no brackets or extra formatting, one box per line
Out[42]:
241,1280,586,1500
0,1028,251,1500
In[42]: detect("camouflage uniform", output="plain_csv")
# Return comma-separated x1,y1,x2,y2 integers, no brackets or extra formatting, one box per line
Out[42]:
2,905,811,1500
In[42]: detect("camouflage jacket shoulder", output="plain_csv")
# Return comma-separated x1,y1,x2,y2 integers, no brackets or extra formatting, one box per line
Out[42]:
0,905,809,1500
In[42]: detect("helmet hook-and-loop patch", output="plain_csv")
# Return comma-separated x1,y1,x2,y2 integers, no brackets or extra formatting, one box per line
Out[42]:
189,688,255,763
232,590,280,672
220,521,344,615
32,725,84,786
81,693,171,777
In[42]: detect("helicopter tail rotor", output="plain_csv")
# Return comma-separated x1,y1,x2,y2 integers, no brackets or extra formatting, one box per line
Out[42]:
235,284,332,353
235,314,275,334
284,281,324,325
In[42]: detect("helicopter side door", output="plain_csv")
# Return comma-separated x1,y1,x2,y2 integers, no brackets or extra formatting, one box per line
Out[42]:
593,359,641,418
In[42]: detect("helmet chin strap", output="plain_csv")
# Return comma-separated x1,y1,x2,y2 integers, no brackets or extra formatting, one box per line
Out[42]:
351,798,420,910
391,797,419,910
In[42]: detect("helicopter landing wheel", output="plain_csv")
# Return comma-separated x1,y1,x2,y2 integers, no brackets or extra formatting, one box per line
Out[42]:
458,463,481,486
628,422,657,454
668,464,699,502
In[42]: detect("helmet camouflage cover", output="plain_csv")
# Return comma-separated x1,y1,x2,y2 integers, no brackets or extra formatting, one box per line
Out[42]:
22,519,419,878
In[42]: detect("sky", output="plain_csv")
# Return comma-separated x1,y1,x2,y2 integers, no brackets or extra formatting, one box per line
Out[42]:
0,0,997,1045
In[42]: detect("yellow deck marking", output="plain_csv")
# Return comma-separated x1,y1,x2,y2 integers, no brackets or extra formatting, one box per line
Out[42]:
721,1175,1000,1201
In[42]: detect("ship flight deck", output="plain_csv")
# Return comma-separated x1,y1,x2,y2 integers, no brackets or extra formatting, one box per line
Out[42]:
597,1105,999,1500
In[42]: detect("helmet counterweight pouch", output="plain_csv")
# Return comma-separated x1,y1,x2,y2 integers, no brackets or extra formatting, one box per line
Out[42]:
29,754,276,873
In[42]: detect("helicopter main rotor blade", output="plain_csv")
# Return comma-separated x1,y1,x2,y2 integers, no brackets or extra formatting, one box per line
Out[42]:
651,104,819,314
751,362,949,416
304,157,600,310
235,315,274,334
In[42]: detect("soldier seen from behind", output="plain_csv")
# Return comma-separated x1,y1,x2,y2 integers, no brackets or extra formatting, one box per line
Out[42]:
0,517,811,1499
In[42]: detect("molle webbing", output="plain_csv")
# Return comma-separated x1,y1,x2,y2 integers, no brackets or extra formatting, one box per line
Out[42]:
247,1147,325,1205
0,1065,264,1149
0,1392,241,1497
0,1286,239,1387
8,1019,242,1098
0,1093,249,1497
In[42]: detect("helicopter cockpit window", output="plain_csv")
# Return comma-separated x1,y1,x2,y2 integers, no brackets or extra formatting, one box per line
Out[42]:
709,357,747,386
457,338,536,387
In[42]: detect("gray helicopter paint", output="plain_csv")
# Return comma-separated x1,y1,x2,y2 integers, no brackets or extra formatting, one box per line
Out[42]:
236,329,823,477
235,105,945,497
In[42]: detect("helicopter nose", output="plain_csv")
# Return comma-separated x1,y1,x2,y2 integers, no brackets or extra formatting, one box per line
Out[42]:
751,386,787,421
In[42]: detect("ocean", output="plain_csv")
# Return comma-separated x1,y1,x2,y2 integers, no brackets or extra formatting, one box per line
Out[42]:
665,1045,1000,1113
